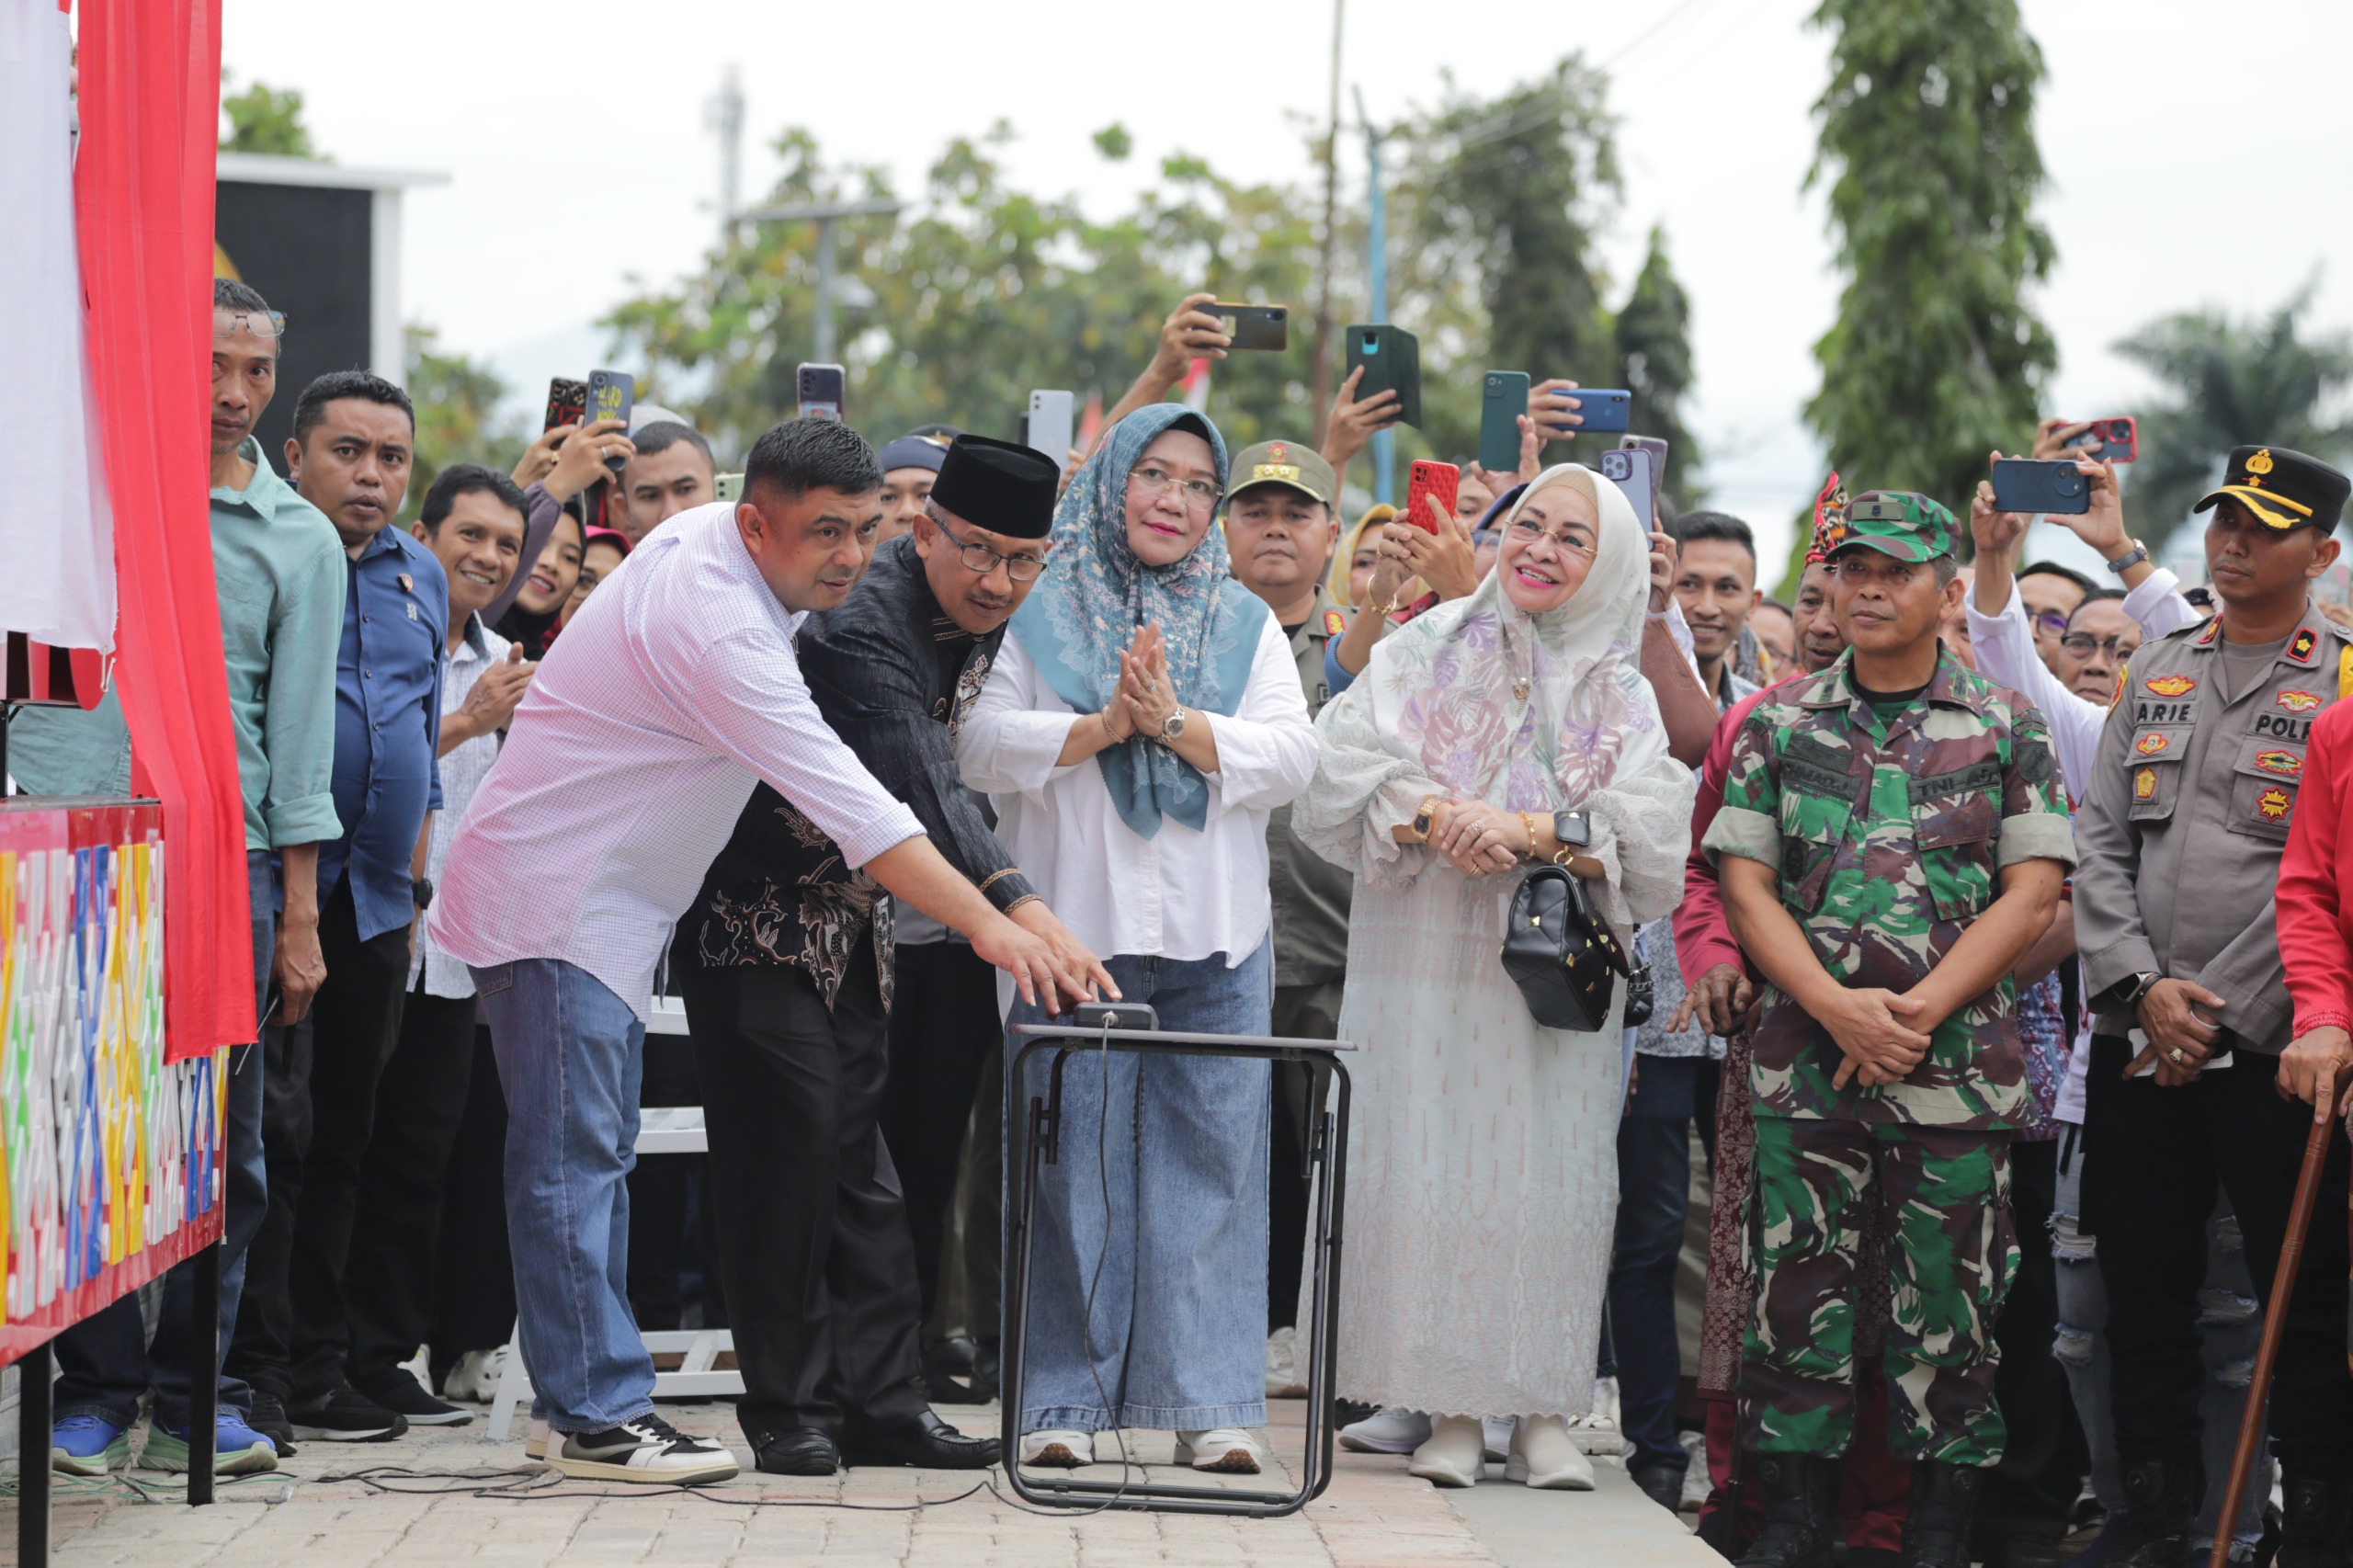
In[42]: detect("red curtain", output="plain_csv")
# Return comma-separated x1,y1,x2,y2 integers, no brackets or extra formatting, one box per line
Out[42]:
74,0,252,1061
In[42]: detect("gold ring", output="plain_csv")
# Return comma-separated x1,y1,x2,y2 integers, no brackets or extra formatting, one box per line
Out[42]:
2168,1048,2187,1064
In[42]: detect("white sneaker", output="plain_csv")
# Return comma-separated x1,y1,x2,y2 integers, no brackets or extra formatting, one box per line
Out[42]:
1481,1415,1512,1462
1176,1427,1264,1473
441,1346,508,1404
1339,1406,1431,1454
1406,1415,1484,1488
1506,1415,1597,1490
523,1415,549,1460
552,1415,737,1484
1018,1429,1094,1467
1264,1325,1307,1398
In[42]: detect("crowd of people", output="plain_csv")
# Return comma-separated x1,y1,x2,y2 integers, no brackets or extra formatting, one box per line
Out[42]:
18,279,2353,1568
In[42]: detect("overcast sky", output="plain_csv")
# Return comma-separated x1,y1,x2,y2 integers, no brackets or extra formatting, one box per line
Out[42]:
219,0,2353,574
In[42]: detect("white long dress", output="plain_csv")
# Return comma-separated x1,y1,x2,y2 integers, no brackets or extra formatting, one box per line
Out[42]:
1293,463,1693,1419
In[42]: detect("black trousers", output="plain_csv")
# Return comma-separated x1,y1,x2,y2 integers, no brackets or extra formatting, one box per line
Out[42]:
429,1025,517,1374
1977,1138,2087,1544
880,940,1003,1324
676,945,928,1441
627,1033,726,1332
230,880,411,1400
339,985,478,1393
2084,1034,2353,1474
283,880,415,1402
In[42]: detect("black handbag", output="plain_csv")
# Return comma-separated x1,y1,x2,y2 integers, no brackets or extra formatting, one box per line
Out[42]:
1501,863,1631,1034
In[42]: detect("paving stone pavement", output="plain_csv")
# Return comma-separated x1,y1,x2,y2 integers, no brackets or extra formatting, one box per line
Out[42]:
6,1398,1716,1566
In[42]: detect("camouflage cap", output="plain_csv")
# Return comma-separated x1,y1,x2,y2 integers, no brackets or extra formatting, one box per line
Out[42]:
1823,490,1957,564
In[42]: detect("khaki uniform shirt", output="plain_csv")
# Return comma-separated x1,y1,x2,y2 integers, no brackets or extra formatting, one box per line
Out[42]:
2075,599,2353,1053
1267,586,1354,989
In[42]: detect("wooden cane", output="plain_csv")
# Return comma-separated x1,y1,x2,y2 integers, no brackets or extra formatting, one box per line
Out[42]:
2209,1069,2351,1568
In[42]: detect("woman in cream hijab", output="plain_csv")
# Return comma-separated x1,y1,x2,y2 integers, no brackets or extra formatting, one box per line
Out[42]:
1296,464,1693,1489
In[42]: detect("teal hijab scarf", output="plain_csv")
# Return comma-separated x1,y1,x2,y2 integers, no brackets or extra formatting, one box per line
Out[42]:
1007,403,1268,839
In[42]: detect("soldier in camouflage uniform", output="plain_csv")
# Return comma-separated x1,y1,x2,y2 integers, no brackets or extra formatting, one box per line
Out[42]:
1703,493,2077,1568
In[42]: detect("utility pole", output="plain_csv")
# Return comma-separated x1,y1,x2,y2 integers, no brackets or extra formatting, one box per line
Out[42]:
1306,0,1344,446
704,65,745,245
1356,86,1392,506
742,199,904,363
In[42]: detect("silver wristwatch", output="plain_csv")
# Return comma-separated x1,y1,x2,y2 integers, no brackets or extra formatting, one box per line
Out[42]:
1158,709,1188,744
2104,540,2150,576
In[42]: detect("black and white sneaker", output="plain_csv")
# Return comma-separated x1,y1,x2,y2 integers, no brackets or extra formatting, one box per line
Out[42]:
553,1415,739,1485
287,1381,410,1442
361,1370,473,1427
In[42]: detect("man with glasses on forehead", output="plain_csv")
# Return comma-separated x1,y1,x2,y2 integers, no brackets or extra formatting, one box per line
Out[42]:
674,433,1102,1477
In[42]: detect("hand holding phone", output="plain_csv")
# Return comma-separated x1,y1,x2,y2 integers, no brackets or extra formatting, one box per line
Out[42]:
1990,458,2091,515
1205,303,1287,352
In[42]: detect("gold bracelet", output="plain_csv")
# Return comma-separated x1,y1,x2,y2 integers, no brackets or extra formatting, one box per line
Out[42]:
1520,812,1538,860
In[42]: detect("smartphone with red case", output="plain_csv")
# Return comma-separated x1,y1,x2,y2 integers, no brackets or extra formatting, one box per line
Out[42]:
1404,460,1460,533
2063,416,2138,464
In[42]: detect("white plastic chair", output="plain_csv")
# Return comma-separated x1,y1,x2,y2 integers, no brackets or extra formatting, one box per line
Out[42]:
486,996,742,1440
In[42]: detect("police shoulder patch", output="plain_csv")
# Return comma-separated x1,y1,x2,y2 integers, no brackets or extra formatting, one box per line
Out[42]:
1323,608,1347,638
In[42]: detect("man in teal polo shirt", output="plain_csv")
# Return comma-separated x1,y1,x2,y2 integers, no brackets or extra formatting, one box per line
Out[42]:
35,278,345,1478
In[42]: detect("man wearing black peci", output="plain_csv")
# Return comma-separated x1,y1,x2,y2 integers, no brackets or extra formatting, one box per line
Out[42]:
673,434,1087,1475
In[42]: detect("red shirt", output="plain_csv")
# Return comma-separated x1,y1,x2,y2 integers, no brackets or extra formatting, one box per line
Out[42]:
2277,697,2353,1039
1671,680,1786,987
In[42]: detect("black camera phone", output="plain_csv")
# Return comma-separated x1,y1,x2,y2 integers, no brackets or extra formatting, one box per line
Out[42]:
1990,457,2091,515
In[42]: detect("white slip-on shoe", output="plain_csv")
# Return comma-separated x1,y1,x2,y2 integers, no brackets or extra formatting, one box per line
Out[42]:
1264,1326,1308,1398
1018,1429,1095,1467
552,1415,738,1485
1176,1427,1264,1473
1506,1415,1597,1490
1567,1376,1625,1455
1339,1406,1432,1454
1406,1415,1485,1489
1481,1415,1513,1462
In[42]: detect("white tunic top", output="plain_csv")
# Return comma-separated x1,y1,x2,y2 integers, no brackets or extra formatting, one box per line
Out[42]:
426,501,924,1018
954,615,1317,968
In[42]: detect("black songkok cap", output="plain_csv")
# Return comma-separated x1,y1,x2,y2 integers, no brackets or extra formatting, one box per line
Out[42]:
930,434,1059,540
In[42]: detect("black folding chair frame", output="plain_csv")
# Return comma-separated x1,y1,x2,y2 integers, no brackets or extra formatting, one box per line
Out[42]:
999,1023,1351,1517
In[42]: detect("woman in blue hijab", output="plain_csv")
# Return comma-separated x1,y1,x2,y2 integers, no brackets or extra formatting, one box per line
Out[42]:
957,403,1319,1474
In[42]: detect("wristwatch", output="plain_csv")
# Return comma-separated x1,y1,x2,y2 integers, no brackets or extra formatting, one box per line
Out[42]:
2104,540,2151,576
412,876,435,912
1157,709,1188,744
1552,810,1591,849
2106,971,2161,1011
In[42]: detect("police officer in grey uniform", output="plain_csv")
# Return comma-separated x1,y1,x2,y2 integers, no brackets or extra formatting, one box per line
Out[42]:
1221,439,1352,1393
2074,445,2353,1568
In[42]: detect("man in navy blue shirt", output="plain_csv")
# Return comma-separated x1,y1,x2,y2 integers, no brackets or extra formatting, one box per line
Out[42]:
225,371,448,1444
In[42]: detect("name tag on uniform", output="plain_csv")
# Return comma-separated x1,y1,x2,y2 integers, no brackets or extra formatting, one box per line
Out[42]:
406,602,420,620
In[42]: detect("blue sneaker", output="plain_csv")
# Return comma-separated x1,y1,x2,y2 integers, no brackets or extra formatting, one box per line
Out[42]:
141,1411,279,1476
51,1412,132,1476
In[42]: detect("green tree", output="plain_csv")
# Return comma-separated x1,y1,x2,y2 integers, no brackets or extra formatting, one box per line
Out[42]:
403,324,525,524
219,71,317,158
1613,225,1703,510
2114,282,2353,552
1803,0,2055,526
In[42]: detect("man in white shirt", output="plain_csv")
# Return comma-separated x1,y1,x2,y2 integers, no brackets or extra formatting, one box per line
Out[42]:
428,419,1106,1484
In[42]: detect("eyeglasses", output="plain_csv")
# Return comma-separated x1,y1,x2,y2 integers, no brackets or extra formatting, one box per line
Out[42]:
937,517,1047,582
1129,464,1222,513
218,310,287,340
2060,631,2135,658
2033,610,2071,639
1506,517,1598,556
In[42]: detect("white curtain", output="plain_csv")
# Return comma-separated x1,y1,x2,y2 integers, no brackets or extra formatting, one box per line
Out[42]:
0,2,116,652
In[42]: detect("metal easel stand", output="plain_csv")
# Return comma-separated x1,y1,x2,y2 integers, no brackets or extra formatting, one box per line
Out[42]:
997,1023,1351,1518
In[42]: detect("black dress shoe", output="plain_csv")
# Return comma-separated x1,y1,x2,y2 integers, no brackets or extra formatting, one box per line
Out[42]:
840,1409,1002,1470
751,1426,841,1476
1630,1462,1686,1512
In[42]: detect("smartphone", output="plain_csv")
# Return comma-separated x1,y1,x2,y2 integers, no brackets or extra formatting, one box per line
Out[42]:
1547,388,1631,436
2063,416,2138,464
544,377,587,433
1599,447,1657,528
1991,457,2091,515
1344,324,1422,429
1207,302,1288,352
1028,390,1074,465
1404,460,1460,534
1479,370,1531,472
796,362,846,422
713,472,743,504
585,369,634,472
1620,435,1670,505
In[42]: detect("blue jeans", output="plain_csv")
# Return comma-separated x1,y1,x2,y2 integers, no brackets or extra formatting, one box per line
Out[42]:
471,958,655,1435
54,850,275,1426
1011,940,1272,1435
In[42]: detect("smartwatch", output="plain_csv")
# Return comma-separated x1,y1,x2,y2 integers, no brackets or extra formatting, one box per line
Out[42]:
2104,541,2151,576
1552,810,1591,849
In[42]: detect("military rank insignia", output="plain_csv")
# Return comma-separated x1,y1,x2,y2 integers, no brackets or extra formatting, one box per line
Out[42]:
2255,749,2303,778
2133,767,2157,801
2290,627,2319,663
2135,733,2170,756
2278,689,2323,713
1324,608,1347,637
2257,786,2293,822
2143,675,2196,698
